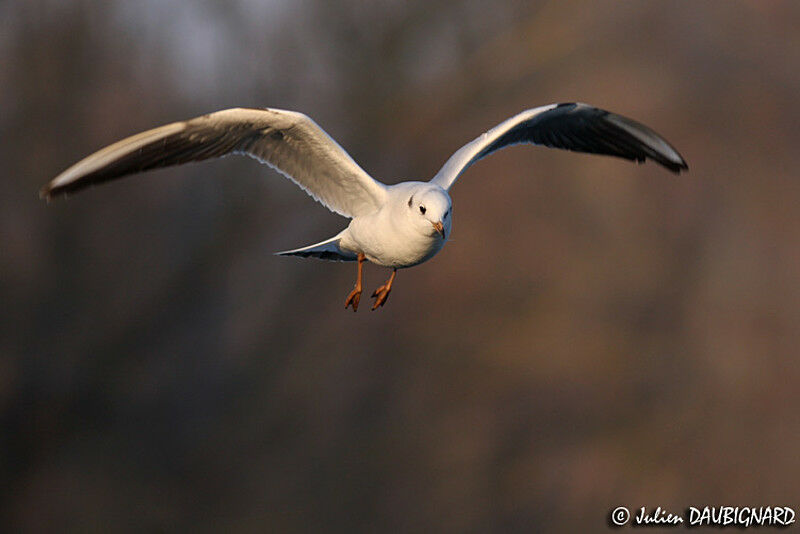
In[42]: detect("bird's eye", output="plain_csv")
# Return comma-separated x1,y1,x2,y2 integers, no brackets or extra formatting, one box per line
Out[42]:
419,205,426,214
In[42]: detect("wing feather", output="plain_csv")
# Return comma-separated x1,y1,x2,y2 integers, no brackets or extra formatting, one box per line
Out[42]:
431,103,688,190
41,108,387,217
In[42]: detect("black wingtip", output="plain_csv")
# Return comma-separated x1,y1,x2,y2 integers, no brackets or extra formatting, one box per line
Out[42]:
38,176,99,201
668,157,689,174
39,184,54,202
39,180,70,201
671,149,690,173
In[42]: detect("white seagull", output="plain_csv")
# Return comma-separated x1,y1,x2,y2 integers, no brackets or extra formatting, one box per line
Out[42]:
41,103,687,311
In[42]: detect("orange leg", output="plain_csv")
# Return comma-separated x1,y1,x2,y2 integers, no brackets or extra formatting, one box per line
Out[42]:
371,269,397,310
344,253,366,312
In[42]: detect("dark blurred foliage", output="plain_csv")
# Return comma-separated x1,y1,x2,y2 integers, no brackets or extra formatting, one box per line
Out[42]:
2,0,799,531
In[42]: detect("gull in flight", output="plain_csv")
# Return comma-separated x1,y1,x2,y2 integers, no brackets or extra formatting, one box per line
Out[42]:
41,103,687,311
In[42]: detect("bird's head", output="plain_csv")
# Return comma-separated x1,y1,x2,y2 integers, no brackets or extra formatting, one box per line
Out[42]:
406,185,452,241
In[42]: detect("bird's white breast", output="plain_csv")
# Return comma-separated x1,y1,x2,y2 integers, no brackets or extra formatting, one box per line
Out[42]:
342,209,446,269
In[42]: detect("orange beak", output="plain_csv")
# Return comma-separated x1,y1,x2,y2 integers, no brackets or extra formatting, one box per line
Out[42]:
432,221,445,239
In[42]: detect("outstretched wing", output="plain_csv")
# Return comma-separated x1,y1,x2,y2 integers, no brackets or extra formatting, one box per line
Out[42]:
430,103,688,191
41,108,387,217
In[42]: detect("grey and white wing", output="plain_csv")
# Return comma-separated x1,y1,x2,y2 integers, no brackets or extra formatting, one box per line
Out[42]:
41,108,387,217
430,102,688,191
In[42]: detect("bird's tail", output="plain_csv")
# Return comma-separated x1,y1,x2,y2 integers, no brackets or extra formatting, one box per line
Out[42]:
274,231,357,262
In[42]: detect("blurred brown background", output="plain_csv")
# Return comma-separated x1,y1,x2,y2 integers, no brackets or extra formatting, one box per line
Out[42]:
1,1,799,532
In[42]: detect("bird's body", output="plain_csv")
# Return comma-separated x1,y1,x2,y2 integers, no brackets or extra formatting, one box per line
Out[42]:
341,182,451,268
41,103,687,311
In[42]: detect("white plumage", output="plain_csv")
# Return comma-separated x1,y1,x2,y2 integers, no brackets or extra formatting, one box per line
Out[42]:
42,102,687,310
